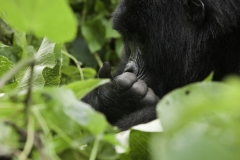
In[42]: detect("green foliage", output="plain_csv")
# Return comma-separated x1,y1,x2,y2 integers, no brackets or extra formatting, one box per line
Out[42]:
0,0,240,160
0,43,22,63
0,55,14,77
120,130,154,160
67,0,122,68
0,1,121,159
65,79,110,99
18,38,63,93
152,81,240,160
81,15,106,53
0,0,77,42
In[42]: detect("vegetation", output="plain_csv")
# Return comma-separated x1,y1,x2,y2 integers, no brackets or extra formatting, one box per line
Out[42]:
0,0,240,160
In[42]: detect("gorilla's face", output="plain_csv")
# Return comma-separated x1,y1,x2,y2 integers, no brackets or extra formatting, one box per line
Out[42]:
112,0,188,57
112,0,193,92
112,0,240,97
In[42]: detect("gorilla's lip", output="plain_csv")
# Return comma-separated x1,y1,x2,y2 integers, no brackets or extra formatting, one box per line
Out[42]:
124,59,149,82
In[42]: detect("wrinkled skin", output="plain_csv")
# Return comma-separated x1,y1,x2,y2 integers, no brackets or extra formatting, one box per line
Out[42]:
82,0,240,130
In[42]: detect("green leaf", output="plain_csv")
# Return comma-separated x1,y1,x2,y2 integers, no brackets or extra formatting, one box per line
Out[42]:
0,45,22,63
65,79,110,99
0,0,77,42
154,81,240,160
0,55,17,92
67,35,97,68
0,19,13,35
97,141,119,160
120,130,155,160
0,55,14,78
0,122,20,156
81,16,106,53
59,149,86,160
18,37,62,93
64,100,108,136
0,102,24,119
203,71,214,82
61,66,96,80
68,0,85,4
94,1,106,13
43,42,62,86
157,82,229,132
0,82,18,93
150,123,239,160
106,20,120,39
82,68,97,79
13,30,28,58
34,88,109,136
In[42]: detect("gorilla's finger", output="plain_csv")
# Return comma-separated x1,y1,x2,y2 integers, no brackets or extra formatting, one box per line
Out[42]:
115,72,137,91
98,62,113,80
130,80,148,98
141,88,160,105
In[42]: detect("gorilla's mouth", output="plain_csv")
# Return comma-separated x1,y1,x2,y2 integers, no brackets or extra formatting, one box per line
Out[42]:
123,44,157,91
124,46,150,82
124,60,148,80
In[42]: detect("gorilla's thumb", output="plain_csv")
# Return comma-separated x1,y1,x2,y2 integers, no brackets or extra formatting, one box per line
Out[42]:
98,62,113,80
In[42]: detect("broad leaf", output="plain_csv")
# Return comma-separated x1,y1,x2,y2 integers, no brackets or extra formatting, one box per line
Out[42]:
81,16,106,53
0,0,77,42
18,37,62,93
65,79,110,99
34,88,109,136
106,20,120,39
154,81,240,160
157,82,228,132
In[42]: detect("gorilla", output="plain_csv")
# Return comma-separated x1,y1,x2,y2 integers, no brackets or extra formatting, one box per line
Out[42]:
82,0,240,130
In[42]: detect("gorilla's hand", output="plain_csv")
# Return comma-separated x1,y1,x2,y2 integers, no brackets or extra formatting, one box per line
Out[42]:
96,62,159,124
114,72,159,105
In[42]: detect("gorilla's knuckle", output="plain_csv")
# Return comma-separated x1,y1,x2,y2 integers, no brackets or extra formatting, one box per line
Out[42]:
131,80,148,96
141,88,159,105
114,72,137,90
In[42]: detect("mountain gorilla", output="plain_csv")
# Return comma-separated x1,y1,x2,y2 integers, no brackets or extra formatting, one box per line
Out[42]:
82,0,240,130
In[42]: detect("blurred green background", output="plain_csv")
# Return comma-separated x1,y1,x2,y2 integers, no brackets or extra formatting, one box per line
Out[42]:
0,0,122,83
1,0,240,160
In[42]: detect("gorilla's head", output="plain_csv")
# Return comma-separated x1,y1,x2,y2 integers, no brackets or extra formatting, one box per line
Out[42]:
112,0,240,97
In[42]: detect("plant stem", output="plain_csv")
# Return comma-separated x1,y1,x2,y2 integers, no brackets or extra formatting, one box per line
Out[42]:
24,62,35,126
94,52,103,67
89,136,101,160
19,114,35,160
62,50,84,81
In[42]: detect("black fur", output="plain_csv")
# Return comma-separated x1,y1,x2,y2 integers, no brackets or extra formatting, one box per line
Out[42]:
82,0,240,130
